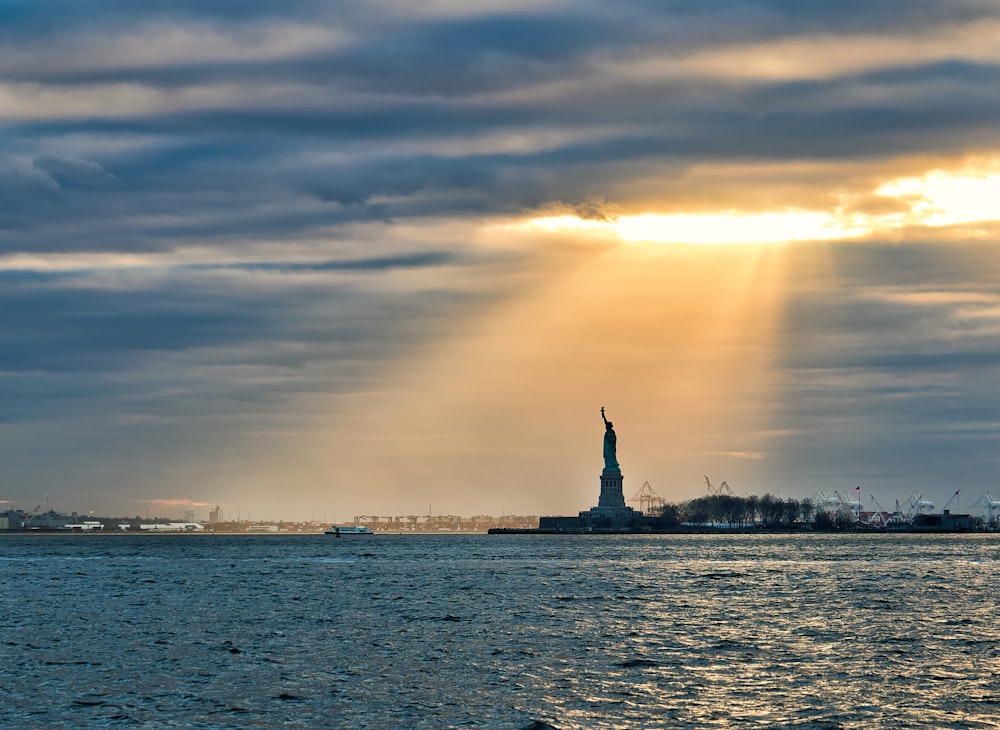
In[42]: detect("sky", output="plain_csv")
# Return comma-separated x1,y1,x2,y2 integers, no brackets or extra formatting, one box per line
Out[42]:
3,1,1000,522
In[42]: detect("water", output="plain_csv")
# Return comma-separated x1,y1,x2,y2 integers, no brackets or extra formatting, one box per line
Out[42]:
1,533,998,729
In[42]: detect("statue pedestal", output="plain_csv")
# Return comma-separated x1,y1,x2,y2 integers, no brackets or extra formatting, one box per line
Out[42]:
578,469,640,527
596,468,626,511
534,462,649,534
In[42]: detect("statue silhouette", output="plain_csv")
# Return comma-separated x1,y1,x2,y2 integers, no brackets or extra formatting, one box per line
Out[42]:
601,407,619,471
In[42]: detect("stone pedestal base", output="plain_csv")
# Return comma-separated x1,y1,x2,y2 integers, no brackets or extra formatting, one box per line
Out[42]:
596,469,626,511
577,468,641,528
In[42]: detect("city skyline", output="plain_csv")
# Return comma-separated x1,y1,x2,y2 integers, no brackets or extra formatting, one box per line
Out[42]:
3,2,1000,520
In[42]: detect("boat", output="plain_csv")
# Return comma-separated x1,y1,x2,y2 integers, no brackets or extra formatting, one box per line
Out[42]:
324,525,374,536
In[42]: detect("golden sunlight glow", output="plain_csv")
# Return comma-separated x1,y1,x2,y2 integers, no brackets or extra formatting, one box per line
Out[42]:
313,239,791,512
523,211,863,245
877,169,1000,228
520,164,1000,245
615,212,860,245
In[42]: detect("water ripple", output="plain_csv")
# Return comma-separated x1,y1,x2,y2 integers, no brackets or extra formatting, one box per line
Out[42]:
1,533,998,728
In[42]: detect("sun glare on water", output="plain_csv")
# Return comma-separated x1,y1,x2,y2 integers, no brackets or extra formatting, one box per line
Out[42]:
518,166,1000,245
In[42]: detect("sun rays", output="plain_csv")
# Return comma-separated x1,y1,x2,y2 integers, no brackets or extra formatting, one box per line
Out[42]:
518,162,1000,246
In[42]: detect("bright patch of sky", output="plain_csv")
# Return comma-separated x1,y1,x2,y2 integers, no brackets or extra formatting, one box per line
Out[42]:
523,165,1000,245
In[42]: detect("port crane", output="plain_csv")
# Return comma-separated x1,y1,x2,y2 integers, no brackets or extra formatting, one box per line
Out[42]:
704,476,734,496
834,489,863,523
905,492,934,519
629,481,665,514
812,491,842,516
972,493,1000,527
890,499,911,527
943,487,963,511
868,494,889,528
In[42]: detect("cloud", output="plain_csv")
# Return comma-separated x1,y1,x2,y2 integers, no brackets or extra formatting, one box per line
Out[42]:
2,0,997,263
141,498,210,507
754,238,1000,495
33,155,118,189
720,451,766,461
2,1,1000,517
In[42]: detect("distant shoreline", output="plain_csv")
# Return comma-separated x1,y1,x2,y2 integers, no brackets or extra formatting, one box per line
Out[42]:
2,527,997,536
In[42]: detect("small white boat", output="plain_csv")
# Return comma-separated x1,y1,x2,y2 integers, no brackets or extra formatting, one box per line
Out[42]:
324,525,374,536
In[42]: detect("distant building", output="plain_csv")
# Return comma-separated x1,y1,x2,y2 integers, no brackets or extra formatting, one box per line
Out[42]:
139,523,204,532
208,506,224,523
27,510,76,530
63,521,104,531
0,510,25,531
912,510,980,532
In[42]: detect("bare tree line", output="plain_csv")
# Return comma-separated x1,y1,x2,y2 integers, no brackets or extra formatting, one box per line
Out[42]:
655,493,854,529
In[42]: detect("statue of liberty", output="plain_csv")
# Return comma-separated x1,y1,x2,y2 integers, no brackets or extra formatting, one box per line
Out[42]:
601,406,619,471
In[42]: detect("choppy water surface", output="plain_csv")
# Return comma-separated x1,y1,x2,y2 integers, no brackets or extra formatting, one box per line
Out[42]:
1,533,998,728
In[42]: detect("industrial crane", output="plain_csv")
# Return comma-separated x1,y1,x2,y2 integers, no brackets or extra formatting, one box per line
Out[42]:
943,487,963,511
891,499,910,527
835,489,863,523
972,493,1000,527
812,491,842,516
704,476,734,496
905,492,934,519
629,481,665,514
868,494,889,528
